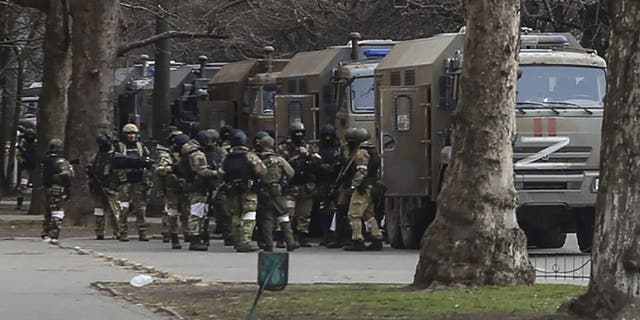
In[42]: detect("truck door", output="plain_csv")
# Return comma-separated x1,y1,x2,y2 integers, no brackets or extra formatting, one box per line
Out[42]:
274,94,316,143
380,85,431,196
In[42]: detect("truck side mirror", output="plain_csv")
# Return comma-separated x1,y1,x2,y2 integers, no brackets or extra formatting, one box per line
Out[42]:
438,75,457,112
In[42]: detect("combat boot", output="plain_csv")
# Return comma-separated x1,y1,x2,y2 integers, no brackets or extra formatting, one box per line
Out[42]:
15,197,23,210
119,233,129,242
297,232,312,247
188,236,208,251
138,231,150,242
201,231,210,246
236,243,260,252
223,237,234,247
366,239,383,251
282,223,299,252
96,235,105,240
171,233,182,249
343,240,366,251
161,232,170,243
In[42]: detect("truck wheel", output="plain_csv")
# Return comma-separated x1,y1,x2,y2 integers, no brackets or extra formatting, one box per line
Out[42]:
576,209,595,253
385,210,404,249
535,230,567,249
401,207,435,250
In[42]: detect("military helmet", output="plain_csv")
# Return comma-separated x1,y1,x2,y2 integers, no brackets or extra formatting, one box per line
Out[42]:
229,129,248,147
345,127,370,144
166,130,183,146
206,129,220,142
289,121,305,133
122,123,139,134
253,131,269,144
196,130,214,147
48,138,64,153
258,135,275,150
320,124,336,137
171,134,190,149
220,125,233,140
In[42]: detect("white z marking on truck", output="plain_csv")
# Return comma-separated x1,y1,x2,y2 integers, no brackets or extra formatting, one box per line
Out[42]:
514,136,570,169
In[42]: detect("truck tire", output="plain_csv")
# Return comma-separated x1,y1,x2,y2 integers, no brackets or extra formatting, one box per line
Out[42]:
576,209,595,253
385,210,404,249
401,207,435,250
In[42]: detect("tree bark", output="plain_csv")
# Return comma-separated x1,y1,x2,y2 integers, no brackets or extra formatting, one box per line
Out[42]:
0,10,18,194
412,0,534,288
28,0,71,215
567,0,640,318
64,0,119,224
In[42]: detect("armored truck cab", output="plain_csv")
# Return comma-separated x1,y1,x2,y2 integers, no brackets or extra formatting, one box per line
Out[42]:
333,48,393,142
376,32,605,251
201,57,288,131
246,70,280,139
275,34,394,143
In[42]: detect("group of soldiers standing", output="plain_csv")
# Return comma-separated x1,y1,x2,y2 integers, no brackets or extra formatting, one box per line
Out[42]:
39,119,385,252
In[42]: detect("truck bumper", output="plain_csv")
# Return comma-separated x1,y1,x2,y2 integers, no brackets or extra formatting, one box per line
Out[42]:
515,171,599,208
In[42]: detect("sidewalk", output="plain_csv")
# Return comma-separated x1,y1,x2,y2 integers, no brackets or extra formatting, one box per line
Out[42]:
0,239,163,320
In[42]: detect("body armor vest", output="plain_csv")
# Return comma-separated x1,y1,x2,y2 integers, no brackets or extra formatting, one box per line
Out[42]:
262,154,282,184
42,154,63,187
205,148,224,170
364,147,380,179
223,149,253,183
290,155,314,186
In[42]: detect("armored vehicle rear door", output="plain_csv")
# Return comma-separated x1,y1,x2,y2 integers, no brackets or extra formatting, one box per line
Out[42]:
274,94,316,143
380,85,431,196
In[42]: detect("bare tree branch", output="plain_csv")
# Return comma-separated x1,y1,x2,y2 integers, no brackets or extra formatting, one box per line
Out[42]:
120,2,178,29
117,30,229,56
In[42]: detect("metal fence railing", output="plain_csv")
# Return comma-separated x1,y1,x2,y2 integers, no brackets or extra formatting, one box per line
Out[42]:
529,253,591,279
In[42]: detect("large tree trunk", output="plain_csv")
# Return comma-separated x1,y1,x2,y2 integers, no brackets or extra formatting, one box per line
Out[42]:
567,0,640,318
412,0,534,288
28,0,71,215
0,10,18,195
64,0,119,224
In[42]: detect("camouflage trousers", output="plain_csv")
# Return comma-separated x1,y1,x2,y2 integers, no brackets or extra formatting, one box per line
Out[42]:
347,186,382,242
286,193,313,234
117,182,149,237
225,191,258,250
163,188,189,235
258,190,295,250
187,191,209,237
92,190,120,237
211,190,232,241
42,185,67,240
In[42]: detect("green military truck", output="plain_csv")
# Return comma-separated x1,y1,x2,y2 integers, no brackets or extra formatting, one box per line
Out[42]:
274,33,394,143
200,47,288,135
376,31,605,251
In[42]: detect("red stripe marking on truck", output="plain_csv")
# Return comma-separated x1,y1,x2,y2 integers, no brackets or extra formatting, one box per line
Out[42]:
548,118,557,136
534,118,543,137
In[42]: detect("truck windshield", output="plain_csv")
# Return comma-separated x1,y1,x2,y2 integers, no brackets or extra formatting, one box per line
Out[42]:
517,66,606,107
350,76,375,113
262,86,276,115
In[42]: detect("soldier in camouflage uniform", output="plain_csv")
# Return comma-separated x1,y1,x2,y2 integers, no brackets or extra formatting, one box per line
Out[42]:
280,122,320,247
203,129,230,246
256,135,299,251
88,133,120,240
16,128,36,211
338,128,383,251
115,123,154,242
181,131,220,251
220,129,267,252
315,124,346,247
219,125,233,153
156,131,190,249
41,139,74,244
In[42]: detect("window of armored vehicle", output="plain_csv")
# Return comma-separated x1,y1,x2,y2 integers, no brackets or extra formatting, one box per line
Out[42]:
262,85,277,115
351,76,375,114
288,100,303,124
245,87,260,114
517,66,606,106
390,71,401,86
394,94,412,132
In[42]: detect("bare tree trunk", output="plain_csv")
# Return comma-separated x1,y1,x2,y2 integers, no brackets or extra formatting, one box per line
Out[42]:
412,0,534,288
28,0,71,215
7,56,24,193
567,0,640,318
64,0,119,224
0,10,18,195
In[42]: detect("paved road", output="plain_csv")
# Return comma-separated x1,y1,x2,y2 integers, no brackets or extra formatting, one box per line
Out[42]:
0,238,163,320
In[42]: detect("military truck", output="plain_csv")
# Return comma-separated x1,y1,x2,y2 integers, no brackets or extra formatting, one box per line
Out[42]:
376,31,605,251
201,48,288,134
274,33,394,143
333,48,393,141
